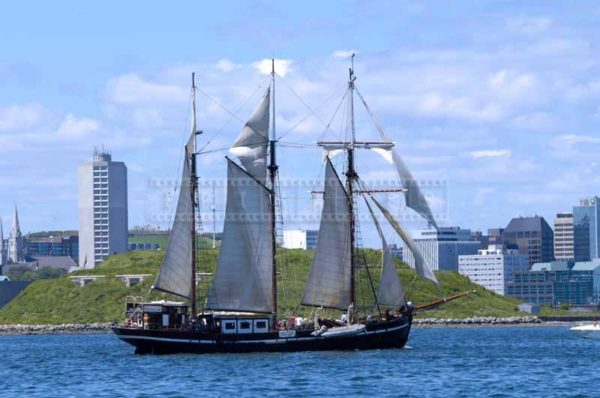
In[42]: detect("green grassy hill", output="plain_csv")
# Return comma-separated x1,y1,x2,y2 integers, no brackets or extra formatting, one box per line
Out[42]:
0,249,524,325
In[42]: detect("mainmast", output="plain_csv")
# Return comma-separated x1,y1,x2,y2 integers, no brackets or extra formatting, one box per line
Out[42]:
190,72,199,318
269,59,279,326
347,54,357,314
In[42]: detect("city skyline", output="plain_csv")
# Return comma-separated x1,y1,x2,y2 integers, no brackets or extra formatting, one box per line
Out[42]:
1,1,600,247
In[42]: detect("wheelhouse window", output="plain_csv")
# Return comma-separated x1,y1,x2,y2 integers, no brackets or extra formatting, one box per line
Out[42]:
240,321,251,330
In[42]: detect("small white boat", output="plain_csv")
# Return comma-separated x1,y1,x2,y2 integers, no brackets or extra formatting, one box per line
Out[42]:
570,324,600,339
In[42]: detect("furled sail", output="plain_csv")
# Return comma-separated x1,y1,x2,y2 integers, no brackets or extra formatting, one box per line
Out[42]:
355,90,438,229
370,196,439,285
302,158,352,310
152,132,196,298
364,197,405,307
207,159,273,313
229,90,270,182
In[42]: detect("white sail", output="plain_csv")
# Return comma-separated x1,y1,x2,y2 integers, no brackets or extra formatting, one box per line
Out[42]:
355,90,438,229
364,197,405,307
302,158,352,310
370,196,439,285
230,90,270,182
207,160,273,313
152,132,195,298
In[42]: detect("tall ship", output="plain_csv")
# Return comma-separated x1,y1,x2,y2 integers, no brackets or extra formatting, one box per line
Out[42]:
113,58,467,354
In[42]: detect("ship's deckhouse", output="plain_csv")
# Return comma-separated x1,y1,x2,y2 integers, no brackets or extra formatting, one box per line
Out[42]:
220,317,270,335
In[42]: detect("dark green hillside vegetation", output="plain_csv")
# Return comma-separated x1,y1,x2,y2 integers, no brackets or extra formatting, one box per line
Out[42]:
0,249,525,325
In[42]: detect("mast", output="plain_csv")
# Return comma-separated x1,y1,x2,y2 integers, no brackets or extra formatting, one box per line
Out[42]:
347,54,357,316
269,58,278,326
190,72,198,318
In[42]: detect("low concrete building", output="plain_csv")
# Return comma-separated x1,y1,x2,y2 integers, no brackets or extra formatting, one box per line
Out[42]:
282,230,318,250
116,274,153,287
459,245,529,296
69,275,106,286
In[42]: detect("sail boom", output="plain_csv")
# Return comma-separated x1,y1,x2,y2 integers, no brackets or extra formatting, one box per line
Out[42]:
317,141,394,150
225,156,272,194
300,302,351,311
150,285,191,300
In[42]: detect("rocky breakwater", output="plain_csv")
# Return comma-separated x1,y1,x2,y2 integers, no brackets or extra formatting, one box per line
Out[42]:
414,316,542,326
0,323,114,335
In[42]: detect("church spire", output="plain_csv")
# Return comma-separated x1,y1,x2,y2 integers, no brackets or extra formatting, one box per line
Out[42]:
12,205,20,236
8,205,24,263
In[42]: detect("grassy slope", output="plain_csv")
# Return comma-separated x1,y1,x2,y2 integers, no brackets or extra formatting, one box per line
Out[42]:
0,249,525,325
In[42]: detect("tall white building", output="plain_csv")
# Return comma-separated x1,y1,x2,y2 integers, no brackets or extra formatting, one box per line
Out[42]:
554,212,574,260
282,230,318,250
8,206,24,264
403,227,480,271
78,149,128,268
458,245,529,296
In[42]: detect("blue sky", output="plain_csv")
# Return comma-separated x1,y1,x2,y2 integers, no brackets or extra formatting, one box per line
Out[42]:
1,1,600,247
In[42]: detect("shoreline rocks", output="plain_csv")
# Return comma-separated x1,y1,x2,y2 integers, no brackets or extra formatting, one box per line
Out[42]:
413,316,542,326
0,323,114,335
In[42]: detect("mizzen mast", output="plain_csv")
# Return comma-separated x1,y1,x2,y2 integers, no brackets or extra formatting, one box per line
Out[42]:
346,54,358,313
269,59,279,326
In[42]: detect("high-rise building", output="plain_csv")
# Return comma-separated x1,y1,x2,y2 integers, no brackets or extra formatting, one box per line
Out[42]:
573,197,600,261
458,245,529,296
403,227,480,271
78,149,128,268
502,216,554,266
282,230,319,250
554,213,574,260
8,206,24,264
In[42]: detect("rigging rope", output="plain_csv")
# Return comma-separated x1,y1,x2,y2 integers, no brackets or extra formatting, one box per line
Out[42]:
275,74,344,141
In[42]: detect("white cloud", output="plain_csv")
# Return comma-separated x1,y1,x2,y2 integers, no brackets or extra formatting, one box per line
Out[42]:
332,50,356,59
253,58,293,77
104,74,187,104
470,149,511,159
0,103,47,131
216,59,240,72
56,114,100,138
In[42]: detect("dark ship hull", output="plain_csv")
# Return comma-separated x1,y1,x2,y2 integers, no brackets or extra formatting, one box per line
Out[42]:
113,315,412,355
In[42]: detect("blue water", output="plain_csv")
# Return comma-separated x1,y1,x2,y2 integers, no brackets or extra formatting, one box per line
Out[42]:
1,326,599,397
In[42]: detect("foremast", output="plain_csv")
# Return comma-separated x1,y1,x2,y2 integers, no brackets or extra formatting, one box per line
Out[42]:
190,72,199,319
